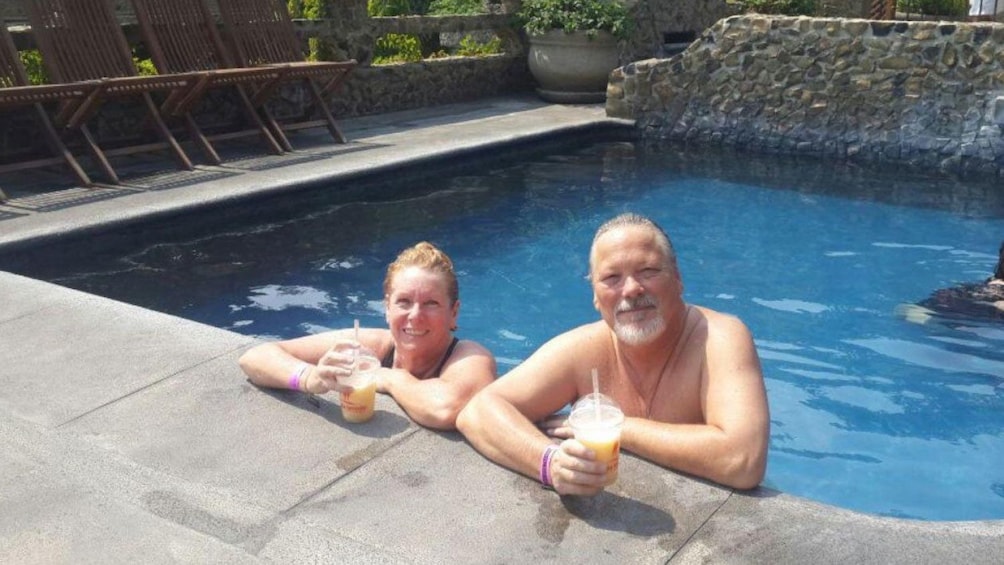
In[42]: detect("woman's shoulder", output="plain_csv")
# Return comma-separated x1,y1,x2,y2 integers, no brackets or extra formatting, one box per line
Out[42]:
454,337,494,359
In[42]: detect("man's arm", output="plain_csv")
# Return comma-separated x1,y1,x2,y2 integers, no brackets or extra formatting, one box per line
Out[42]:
620,312,769,489
457,327,610,495
379,341,496,430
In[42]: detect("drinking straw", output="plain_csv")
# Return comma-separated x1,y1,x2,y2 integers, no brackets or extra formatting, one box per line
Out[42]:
591,368,600,420
353,319,361,368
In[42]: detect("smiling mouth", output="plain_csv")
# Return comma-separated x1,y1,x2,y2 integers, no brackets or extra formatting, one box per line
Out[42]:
403,328,429,336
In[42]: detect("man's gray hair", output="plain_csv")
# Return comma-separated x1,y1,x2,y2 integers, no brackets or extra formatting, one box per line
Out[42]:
589,213,676,277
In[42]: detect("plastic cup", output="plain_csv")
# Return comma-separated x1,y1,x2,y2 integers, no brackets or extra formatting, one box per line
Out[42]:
338,353,379,423
568,393,624,485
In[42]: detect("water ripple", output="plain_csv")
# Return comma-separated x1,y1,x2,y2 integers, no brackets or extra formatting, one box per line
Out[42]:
846,338,1004,378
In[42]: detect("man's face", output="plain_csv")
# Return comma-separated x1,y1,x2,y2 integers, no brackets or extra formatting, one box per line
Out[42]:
590,226,682,346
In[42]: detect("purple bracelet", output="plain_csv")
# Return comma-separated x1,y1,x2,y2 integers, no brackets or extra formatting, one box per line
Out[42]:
539,445,558,488
288,363,309,391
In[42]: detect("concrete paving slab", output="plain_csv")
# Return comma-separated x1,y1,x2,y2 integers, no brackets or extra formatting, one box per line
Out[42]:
671,488,1004,564
0,270,69,321
254,519,416,564
0,411,271,564
0,99,623,254
285,429,731,565
0,272,252,428
0,478,260,565
61,351,419,512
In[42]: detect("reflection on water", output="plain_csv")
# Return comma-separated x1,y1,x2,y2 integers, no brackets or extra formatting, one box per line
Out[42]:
2,137,1002,521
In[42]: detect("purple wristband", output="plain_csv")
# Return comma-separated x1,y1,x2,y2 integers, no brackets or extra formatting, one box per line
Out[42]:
540,445,558,488
288,363,308,391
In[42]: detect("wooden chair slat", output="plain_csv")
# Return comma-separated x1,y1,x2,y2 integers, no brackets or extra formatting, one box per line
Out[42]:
216,0,357,147
0,20,93,187
20,0,207,180
130,0,284,157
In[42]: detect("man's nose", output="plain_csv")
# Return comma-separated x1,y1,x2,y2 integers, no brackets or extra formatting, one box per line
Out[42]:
622,275,645,297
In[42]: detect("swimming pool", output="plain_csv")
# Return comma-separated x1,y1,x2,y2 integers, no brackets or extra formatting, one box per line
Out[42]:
3,135,1002,521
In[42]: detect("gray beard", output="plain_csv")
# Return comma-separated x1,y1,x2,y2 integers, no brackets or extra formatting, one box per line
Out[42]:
614,316,665,346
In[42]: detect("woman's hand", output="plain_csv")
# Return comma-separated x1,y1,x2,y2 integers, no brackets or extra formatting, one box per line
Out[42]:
304,340,375,394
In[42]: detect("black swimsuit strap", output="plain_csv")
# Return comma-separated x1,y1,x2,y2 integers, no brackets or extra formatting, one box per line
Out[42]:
380,336,460,378
433,337,460,377
380,346,395,369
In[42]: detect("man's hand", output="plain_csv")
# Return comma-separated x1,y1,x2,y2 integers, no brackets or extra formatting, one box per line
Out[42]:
538,415,574,440
549,439,608,496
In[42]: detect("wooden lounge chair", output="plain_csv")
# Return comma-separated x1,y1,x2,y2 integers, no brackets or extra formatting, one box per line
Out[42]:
22,0,208,183
0,21,94,189
129,0,285,161
216,0,358,151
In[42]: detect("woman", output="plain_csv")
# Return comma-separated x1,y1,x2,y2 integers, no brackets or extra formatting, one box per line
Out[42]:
239,241,497,430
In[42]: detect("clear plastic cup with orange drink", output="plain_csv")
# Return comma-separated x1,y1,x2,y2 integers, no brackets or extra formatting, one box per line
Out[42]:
338,352,379,423
569,393,624,485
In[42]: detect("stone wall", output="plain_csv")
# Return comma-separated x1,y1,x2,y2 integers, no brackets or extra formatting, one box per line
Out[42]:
607,15,1004,175
623,0,739,62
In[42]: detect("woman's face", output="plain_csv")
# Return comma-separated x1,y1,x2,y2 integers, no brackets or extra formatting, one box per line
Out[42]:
384,266,459,351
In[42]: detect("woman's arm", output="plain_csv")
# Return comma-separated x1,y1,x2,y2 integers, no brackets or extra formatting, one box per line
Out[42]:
238,329,387,394
379,341,496,429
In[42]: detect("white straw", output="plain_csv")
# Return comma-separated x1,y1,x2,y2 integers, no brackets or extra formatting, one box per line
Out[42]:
591,368,600,419
353,319,361,367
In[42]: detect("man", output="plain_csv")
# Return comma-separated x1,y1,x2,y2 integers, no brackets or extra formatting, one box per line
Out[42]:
457,213,769,494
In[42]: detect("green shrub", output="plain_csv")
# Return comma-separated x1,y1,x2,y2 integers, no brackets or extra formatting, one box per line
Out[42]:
428,0,485,15
516,0,633,40
288,0,327,18
368,0,433,16
456,34,503,56
742,0,817,15
373,33,423,63
897,0,968,15
19,49,47,85
134,57,158,76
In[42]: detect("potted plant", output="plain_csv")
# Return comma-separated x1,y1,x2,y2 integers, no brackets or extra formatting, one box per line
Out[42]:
516,0,632,103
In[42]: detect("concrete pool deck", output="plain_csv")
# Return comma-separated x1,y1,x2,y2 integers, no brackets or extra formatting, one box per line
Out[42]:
0,96,1001,563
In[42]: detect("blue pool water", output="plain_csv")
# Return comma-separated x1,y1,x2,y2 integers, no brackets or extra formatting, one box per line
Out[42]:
5,137,1003,521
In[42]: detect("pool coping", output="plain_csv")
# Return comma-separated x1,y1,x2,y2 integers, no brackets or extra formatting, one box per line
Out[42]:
0,96,1001,563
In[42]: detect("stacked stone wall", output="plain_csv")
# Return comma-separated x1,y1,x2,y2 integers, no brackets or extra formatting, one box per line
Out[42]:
623,0,739,62
608,15,1004,176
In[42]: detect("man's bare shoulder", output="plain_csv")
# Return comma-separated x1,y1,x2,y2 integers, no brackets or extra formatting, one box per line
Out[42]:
692,305,754,342
543,321,610,348
522,321,611,371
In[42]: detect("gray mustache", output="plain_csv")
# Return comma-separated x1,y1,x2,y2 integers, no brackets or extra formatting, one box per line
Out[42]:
616,295,656,312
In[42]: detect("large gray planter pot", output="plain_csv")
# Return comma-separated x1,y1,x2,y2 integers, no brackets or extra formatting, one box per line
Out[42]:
527,30,620,104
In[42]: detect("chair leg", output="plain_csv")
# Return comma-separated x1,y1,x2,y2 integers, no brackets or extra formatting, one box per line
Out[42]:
306,78,346,144
183,113,222,166
260,104,294,153
77,124,120,185
236,85,283,155
141,93,193,171
34,103,92,187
